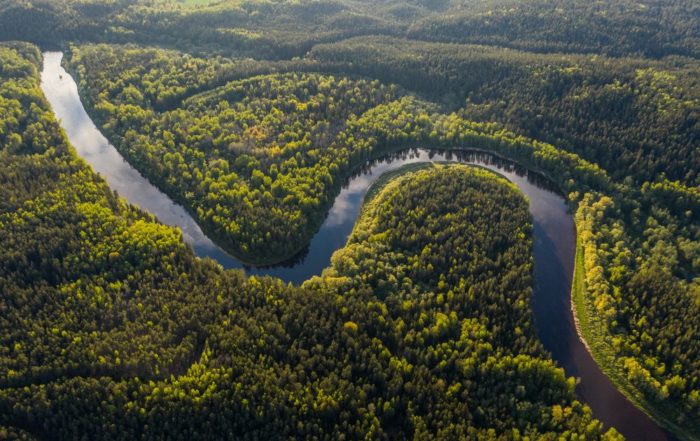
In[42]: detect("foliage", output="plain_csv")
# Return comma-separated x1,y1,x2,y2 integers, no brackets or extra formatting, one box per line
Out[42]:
1,0,700,58
61,39,700,437
309,36,700,186
0,0,698,437
0,42,618,440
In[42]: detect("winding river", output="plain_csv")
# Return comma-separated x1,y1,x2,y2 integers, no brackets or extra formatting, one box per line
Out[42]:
40,51,672,440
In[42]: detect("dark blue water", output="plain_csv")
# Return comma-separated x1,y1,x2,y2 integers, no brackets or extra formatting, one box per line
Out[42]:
41,51,673,440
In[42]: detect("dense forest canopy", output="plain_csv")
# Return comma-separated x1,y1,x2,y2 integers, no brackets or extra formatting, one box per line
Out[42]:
0,44,621,438
64,41,700,437
308,36,700,186
1,0,700,58
0,0,699,439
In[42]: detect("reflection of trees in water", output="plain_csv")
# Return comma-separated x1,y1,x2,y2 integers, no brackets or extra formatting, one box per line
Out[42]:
343,147,562,196
446,148,562,195
256,146,564,272
245,245,310,270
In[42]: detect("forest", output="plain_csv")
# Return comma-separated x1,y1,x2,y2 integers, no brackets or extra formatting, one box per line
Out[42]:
1,0,699,59
0,0,699,439
0,44,620,439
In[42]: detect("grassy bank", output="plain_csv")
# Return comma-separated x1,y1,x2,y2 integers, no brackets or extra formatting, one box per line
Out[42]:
571,239,700,441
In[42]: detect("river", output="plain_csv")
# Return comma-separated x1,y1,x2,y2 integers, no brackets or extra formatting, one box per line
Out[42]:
40,51,672,440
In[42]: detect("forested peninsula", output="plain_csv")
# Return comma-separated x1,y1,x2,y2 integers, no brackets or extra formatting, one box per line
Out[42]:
0,1,699,439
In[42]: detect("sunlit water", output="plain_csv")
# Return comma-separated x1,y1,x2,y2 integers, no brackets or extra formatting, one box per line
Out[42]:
41,51,673,440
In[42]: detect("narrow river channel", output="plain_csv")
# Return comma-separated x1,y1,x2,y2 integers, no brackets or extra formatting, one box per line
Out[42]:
40,51,673,440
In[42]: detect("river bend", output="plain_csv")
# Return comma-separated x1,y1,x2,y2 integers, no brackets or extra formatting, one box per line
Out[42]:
40,51,671,440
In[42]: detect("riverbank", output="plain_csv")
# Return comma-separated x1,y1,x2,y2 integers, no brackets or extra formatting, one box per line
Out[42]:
42,50,679,439
59,47,570,268
361,162,436,208
572,240,698,441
